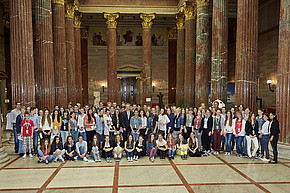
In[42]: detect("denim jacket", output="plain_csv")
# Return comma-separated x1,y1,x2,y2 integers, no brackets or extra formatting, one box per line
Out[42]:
95,115,104,132
147,116,153,131
130,116,142,130
173,115,183,129
256,116,265,133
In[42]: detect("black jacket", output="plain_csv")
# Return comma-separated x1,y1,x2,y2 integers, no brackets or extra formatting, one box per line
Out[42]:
112,113,122,131
269,119,280,137
245,121,259,136
121,111,134,130
200,115,213,133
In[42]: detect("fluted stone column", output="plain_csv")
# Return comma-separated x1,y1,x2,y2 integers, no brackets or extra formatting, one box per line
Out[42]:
140,13,155,105
81,27,89,104
276,0,290,143
175,14,185,107
195,0,210,107
104,13,119,103
65,2,76,104
35,0,55,110
235,0,258,111
183,2,196,107
10,0,36,106
52,0,67,107
211,0,228,104
74,11,82,104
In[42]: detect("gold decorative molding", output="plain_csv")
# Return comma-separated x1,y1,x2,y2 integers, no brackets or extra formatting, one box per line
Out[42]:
2,13,9,28
65,2,75,18
52,0,64,5
181,1,196,21
196,0,210,8
168,27,177,39
175,14,185,29
104,13,119,29
74,12,82,28
140,13,155,29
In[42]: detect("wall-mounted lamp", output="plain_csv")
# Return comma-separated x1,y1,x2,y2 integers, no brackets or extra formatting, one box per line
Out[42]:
152,83,155,92
267,80,275,92
101,84,105,92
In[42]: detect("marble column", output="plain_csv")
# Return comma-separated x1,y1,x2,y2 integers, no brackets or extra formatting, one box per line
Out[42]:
52,0,67,107
81,27,89,105
65,2,76,105
104,13,119,103
276,0,290,143
235,0,258,111
195,0,210,108
183,2,196,107
74,11,82,104
211,0,228,103
140,13,155,105
10,0,36,107
175,14,185,107
35,0,55,110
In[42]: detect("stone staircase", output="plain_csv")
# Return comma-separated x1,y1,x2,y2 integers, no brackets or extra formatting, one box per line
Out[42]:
270,143,290,161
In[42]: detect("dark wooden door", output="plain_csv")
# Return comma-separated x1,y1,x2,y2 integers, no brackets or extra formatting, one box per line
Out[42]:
121,77,136,103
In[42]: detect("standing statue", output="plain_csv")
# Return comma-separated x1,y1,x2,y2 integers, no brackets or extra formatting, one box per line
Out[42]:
157,92,164,108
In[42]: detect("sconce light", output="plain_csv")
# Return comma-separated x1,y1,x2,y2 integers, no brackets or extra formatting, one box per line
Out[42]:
267,80,275,92
101,84,105,92
152,83,155,92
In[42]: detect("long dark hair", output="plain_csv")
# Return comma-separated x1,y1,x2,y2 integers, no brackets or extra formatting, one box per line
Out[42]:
41,138,51,153
87,109,95,123
65,135,74,147
188,132,196,146
52,110,60,123
92,134,99,147
52,136,61,149
126,134,134,147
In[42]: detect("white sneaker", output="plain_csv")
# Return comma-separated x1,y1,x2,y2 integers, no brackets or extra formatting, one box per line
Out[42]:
29,154,33,158
127,157,130,162
83,157,88,162
22,154,27,159
74,156,78,160
54,158,58,162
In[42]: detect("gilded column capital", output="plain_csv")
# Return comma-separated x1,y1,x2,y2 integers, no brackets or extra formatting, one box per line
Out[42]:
52,0,64,5
196,0,210,8
168,27,177,39
182,1,196,20
74,12,82,28
104,13,119,29
81,27,88,38
176,14,185,29
140,13,155,29
65,2,75,18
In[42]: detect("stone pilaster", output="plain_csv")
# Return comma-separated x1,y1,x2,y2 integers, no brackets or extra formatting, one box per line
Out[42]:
276,0,290,143
52,0,67,107
195,0,210,107
176,14,185,107
74,11,82,104
35,0,55,110
211,0,228,104
140,13,155,105
10,0,36,106
81,27,89,104
235,0,258,111
104,13,119,103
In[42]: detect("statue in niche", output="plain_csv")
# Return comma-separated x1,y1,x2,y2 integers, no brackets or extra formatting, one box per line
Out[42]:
157,92,164,108
116,30,122,46
92,32,106,45
123,28,133,44
135,33,142,46
157,35,164,46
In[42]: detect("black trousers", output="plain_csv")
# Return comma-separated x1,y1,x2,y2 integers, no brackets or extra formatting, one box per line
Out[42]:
183,127,192,140
86,130,95,152
203,130,211,151
189,150,201,157
158,146,166,159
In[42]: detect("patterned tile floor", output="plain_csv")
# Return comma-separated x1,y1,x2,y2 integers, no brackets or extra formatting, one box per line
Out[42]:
0,143,290,193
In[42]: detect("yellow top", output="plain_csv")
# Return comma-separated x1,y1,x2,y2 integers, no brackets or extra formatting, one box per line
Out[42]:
52,117,62,130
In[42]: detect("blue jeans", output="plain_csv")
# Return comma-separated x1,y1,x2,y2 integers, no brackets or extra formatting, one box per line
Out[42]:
71,130,79,142
60,130,69,145
271,135,279,162
261,135,269,159
235,136,243,154
256,133,261,155
77,146,88,160
225,133,233,153
132,130,139,142
90,146,100,160
126,146,134,157
38,149,53,162
79,131,87,141
13,124,19,152
231,136,235,151
65,146,77,160
97,132,104,143
221,135,225,151
145,129,152,141
167,146,176,157
242,136,247,154
33,130,39,154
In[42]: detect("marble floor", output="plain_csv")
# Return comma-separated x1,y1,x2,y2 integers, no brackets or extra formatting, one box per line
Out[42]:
0,144,290,193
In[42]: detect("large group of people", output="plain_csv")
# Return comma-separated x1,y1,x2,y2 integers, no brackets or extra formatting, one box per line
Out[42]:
9,100,280,164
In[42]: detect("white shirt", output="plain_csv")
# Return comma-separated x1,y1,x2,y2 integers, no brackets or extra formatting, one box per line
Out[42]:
261,121,270,135
158,114,170,131
223,120,234,133
141,117,147,128
40,117,52,131
104,114,113,136
11,108,21,123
